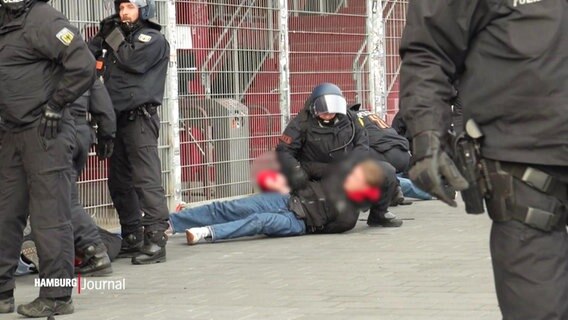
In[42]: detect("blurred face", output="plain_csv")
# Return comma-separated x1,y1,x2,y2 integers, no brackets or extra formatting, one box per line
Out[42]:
343,165,370,193
119,2,139,24
317,113,336,122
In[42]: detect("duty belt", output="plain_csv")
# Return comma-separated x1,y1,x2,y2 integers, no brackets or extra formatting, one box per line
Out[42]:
486,161,568,231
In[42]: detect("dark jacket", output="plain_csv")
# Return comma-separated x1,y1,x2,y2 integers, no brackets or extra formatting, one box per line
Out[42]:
0,2,96,129
399,0,568,166
289,156,374,234
89,18,169,113
70,79,116,139
276,109,369,181
355,110,409,154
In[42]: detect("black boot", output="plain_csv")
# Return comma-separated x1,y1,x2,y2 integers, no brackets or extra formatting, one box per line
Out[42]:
390,185,413,206
131,231,167,265
0,290,14,314
117,230,143,258
76,243,113,277
17,297,74,318
368,211,403,228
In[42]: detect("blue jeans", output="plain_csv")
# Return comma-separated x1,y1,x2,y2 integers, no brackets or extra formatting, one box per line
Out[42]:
398,177,432,200
169,193,306,241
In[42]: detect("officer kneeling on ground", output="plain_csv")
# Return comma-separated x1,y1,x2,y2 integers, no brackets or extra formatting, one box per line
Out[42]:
276,83,402,228
399,0,568,318
89,0,170,265
0,0,96,317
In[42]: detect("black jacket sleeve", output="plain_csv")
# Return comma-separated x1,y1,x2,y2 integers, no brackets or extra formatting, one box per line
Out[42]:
113,29,169,74
31,14,96,109
399,0,495,137
350,111,369,156
89,79,116,139
276,115,306,177
301,162,329,180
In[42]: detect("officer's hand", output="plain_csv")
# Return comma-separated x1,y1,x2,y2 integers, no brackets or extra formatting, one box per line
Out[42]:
99,15,120,39
96,135,114,160
289,165,309,190
39,104,63,140
409,131,469,207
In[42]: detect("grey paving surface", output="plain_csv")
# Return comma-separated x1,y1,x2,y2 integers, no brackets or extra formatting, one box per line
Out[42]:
10,199,500,320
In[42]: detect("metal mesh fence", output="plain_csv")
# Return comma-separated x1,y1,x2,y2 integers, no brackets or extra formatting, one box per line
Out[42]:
383,0,408,121
289,1,369,113
46,0,407,229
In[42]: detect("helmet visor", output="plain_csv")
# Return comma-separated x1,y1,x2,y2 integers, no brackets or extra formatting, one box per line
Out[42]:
312,95,347,116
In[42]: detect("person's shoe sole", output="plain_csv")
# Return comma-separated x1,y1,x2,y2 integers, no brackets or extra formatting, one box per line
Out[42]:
21,240,40,272
77,265,113,277
185,230,199,245
131,250,166,265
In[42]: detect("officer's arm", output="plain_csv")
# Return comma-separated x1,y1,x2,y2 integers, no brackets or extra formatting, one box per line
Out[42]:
89,79,117,139
276,117,304,177
351,113,370,155
88,34,104,58
399,0,494,136
113,32,168,74
31,17,96,109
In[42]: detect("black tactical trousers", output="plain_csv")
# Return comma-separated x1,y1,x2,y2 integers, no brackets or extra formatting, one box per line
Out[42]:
367,161,398,222
370,148,410,174
108,111,169,237
71,122,102,252
0,115,75,298
488,168,568,320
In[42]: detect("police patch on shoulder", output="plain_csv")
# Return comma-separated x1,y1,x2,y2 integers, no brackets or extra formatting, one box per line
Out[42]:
279,134,293,145
138,34,152,43
56,27,75,46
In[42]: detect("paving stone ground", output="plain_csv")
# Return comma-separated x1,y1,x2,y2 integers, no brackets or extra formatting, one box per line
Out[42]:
9,199,501,320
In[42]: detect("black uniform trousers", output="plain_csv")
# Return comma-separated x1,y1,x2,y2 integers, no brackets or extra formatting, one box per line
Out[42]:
367,160,398,223
108,110,169,237
0,114,75,298
370,148,410,174
487,163,568,320
71,120,103,252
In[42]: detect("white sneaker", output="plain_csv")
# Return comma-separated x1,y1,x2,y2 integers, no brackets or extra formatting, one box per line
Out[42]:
185,227,210,245
165,221,174,237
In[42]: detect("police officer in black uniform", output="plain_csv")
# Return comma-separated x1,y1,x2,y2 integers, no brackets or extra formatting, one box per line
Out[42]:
71,78,116,276
399,0,568,318
350,103,410,174
0,0,96,317
276,83,402,228
89,0,170,264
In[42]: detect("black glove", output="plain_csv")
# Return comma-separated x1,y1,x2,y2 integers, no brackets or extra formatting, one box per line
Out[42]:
96,135,114,160
39,104,63,140
289,165,309,190
409,131,469,207
99,15,120,39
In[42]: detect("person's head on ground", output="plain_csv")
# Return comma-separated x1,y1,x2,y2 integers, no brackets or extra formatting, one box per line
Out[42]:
343,159,384,203
256,170,290,195
305,83,347,125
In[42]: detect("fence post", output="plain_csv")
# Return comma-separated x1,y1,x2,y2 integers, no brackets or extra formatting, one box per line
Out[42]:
367,0,387,117
278,0,291,131
165,0,182,209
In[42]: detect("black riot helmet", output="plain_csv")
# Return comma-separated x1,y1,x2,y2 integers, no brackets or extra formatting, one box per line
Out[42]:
304,83,347,118
114,0,155,21
0,0,46,16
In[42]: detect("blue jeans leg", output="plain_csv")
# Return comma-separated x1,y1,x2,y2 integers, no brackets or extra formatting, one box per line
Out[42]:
398,177,432,200
169,193,290,233
210,211,306,241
